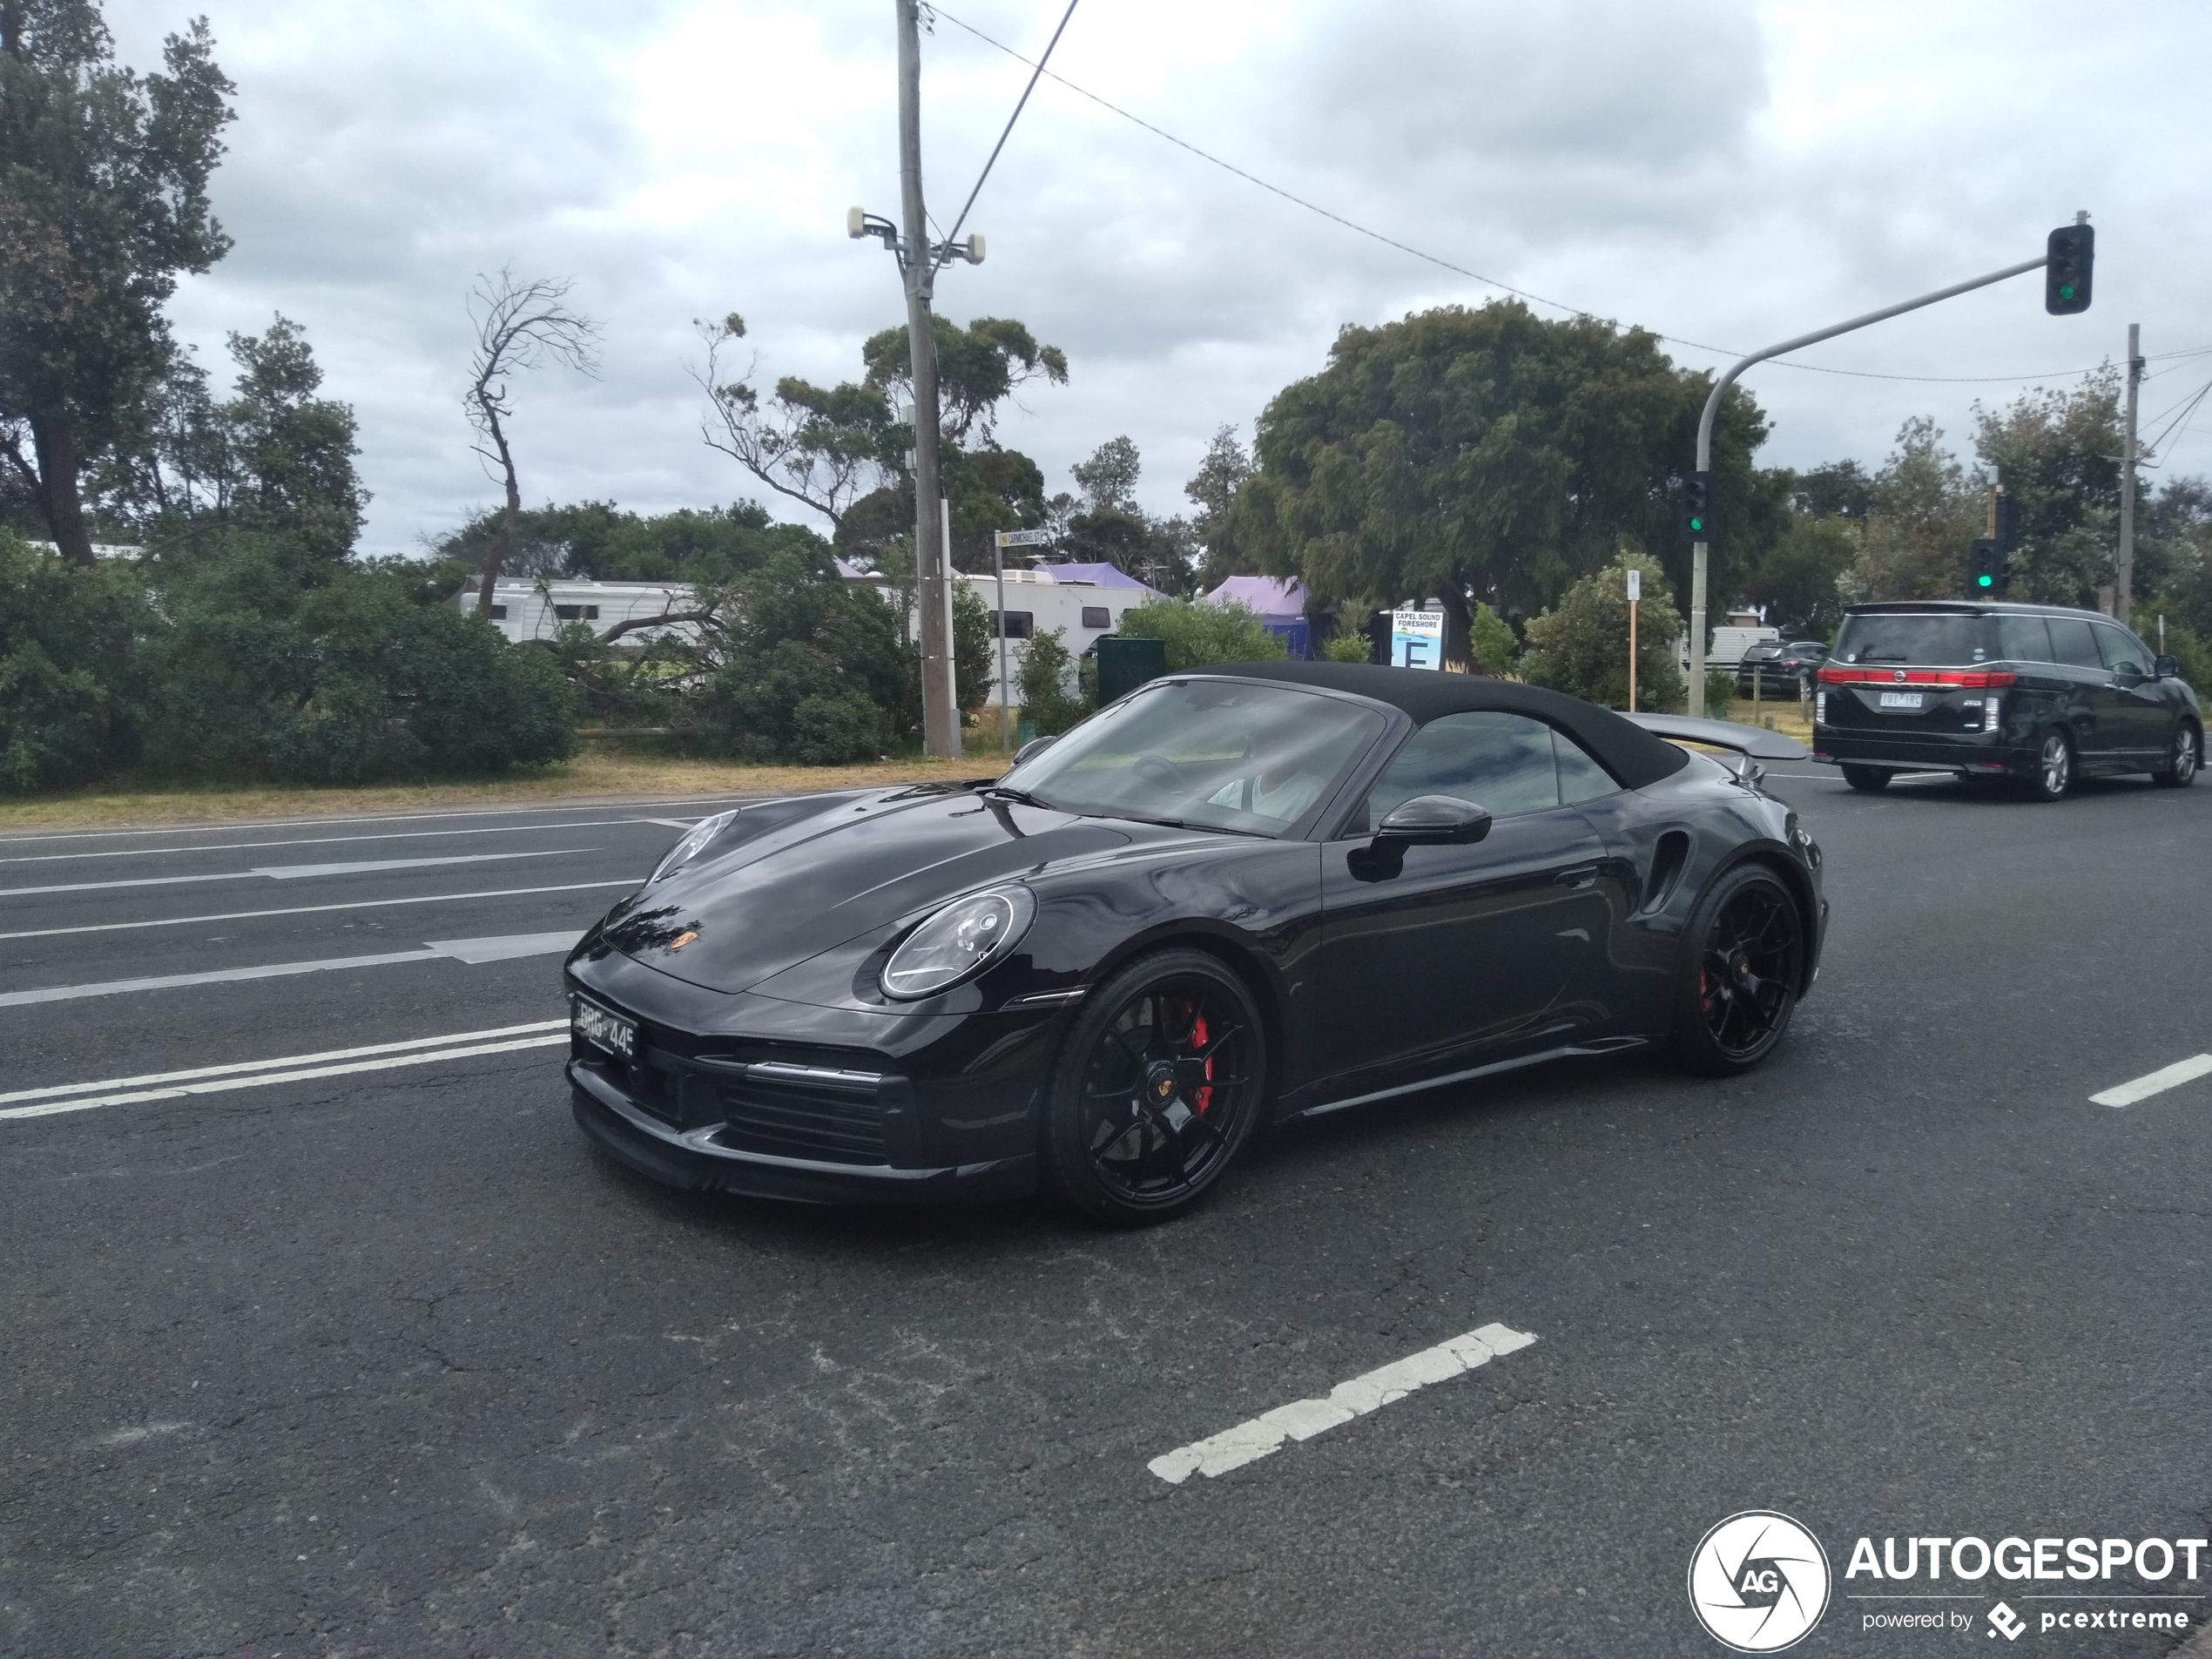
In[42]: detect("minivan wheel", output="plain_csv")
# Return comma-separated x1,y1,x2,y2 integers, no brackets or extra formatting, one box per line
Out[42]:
1840,765,1892,793
2023,730,2074,801
2152,721,2200,788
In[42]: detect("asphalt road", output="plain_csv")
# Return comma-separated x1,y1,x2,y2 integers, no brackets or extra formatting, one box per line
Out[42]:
2,770,2208,1658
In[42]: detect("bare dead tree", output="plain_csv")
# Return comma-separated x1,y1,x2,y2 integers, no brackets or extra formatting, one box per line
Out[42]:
465,270,601,614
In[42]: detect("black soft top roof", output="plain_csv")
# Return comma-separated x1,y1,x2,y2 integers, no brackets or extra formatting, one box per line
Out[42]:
1192,660,1691,790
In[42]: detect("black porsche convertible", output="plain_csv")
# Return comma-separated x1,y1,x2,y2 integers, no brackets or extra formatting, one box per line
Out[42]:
563,661,1828,1223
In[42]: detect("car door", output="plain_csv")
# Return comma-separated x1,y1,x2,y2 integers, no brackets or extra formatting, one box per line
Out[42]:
2041,615,2115,766
2093,622,2168,762
1314,711,1609,1092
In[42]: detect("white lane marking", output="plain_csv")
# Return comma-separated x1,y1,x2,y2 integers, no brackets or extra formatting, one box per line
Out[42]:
0,932,580,1008
0,880,637,942
638,818,701,829
1146,1323,1538,1486
0,1035,569,1122
2090,1054,2212,1108
0,847,593,899
0,819,669,864
0,794,770,846
0,1019,570,1106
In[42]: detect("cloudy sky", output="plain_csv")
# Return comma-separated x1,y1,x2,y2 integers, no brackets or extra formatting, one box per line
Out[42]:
102,0,2212,554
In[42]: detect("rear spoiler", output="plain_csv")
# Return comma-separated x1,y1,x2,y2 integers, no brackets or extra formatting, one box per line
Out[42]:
1620,711,1809,760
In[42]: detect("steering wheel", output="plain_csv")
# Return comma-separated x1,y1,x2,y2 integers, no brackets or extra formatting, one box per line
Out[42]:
1130,754,1192,797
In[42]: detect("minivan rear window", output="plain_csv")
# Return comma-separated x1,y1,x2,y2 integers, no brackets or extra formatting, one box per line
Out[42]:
1831,613,1989,666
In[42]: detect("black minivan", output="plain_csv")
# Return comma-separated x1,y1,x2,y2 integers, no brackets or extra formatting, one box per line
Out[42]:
1813,601,2202,799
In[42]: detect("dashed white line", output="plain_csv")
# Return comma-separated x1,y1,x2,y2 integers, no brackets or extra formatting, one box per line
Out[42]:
0,931,581,1008
0,879,637,942
0,847,593,899
2090,1055,2212,1108
0,819,664,864
1146,1323,1538,1485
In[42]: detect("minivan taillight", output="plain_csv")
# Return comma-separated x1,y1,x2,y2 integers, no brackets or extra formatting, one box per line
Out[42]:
1817,667,2018,688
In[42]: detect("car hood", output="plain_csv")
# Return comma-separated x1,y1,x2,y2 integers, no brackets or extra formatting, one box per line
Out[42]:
587,786,1137,995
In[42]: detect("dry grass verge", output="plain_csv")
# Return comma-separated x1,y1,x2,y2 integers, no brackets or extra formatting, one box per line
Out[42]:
0,749,987,833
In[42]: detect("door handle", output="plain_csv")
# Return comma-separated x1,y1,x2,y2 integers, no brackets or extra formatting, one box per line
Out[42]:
1554,865,1599,889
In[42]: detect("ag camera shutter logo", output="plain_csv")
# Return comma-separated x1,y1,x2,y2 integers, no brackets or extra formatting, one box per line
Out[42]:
1688,1511,1832,1651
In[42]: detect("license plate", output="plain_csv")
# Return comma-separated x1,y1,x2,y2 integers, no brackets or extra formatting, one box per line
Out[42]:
1878,691,1924,710
571,996,636,1058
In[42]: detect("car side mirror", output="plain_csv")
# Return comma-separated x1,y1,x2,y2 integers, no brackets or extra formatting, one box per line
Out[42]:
1374,794,1493,846
1012,733,1059,765
2155,653,2182,679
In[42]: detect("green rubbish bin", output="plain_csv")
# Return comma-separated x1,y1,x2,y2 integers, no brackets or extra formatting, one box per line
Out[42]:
1096,636,1167,706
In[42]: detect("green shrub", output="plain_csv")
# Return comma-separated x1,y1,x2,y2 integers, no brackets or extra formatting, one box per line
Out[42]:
1017,626,1088,734
1519,552,1685,710
1322,631,1372,664
1467,602,1518,675
705,550,909,762
1112,598,1286,671
0,534,150,792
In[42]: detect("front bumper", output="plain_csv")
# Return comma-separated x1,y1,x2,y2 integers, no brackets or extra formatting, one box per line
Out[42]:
570,1061,1035,1204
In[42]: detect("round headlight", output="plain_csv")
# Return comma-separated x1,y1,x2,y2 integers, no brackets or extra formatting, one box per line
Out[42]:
649,810,737,886
881,886,1036,1001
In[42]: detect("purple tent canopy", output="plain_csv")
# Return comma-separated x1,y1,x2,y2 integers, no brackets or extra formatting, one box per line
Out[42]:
1035,561,1165,597
1205,575,1314,660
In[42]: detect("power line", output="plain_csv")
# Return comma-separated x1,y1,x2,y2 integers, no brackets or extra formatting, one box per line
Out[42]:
931,3,2114,390
942,0,1080,250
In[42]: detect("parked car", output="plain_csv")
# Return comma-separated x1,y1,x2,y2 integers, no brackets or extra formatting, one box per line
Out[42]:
565,662,1829,1224
1736,640,1827,697
1812,601,2201,799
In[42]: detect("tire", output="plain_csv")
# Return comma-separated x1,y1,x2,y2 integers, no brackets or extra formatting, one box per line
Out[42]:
2152,721,2201,788
2020,729,2074,801
1840,765,1892,793
1670,863,1806,1076
1040,948,1270,1225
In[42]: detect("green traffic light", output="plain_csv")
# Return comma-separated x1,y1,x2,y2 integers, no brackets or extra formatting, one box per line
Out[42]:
1977,574,1994,587
2059,284,2076,300
1688,516,1703,532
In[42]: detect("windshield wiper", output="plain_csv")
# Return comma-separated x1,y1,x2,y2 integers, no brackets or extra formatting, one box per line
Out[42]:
979,784,1055,810
1109,812,1271,839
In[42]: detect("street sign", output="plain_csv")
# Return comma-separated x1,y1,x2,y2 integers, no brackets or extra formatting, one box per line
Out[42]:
995,528,1053,549
1390,609,1445,671
1626,569,1642,603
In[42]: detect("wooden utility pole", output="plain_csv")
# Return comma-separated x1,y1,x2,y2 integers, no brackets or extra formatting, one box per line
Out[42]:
897,0,958,757
2119,321,2141,625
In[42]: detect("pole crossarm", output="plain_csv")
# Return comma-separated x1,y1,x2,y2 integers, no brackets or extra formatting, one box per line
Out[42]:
1686,251,2049,715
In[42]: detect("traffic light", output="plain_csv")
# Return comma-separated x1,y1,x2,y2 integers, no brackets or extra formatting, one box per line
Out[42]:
2045,223,2094,315
1993,490,2020,552
1968,537,2006,595
1681,470,1714,538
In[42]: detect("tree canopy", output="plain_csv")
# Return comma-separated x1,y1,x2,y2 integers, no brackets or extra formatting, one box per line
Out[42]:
0,0,235,564
1231,300,1784,649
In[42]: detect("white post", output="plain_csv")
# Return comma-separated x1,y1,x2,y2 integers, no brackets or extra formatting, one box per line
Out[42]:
995,534,1010,759
2119,321,2141,624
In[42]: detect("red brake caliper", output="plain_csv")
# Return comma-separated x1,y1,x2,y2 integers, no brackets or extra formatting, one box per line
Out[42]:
1190,1010,1213,1114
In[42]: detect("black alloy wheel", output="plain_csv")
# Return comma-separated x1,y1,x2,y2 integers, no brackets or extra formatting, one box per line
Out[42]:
1041,948,1267,1224
2152,721,2201,788
1840,765,1892,793
2023,729,2074,801
1671,864,1805,1076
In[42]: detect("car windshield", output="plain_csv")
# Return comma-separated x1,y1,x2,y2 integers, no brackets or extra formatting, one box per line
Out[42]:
998,679,1385,837
1831,613,1989,666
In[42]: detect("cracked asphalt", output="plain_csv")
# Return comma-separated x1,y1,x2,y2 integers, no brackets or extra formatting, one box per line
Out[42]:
1,774,2208,1657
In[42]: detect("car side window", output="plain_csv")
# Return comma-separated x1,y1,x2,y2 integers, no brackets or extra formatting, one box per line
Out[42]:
1996,616,2053,662
2045,617,2103,669
1553,730,1618,804
1361,711,1561,829
2094,624,2151,677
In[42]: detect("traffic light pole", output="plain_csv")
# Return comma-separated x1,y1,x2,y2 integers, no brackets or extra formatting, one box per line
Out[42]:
1688,251,2050,716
